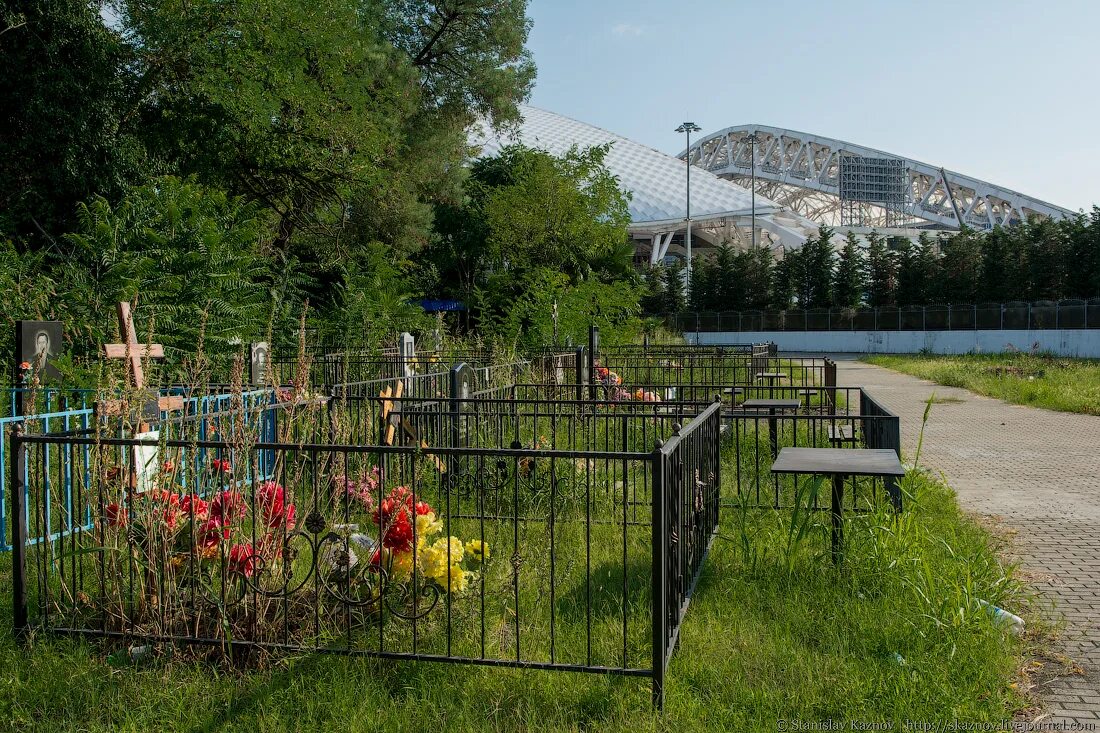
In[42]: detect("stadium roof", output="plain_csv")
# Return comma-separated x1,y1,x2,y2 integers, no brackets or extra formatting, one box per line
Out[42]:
470,106,815,251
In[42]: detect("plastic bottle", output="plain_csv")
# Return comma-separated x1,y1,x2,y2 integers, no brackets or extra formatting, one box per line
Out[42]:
979,600,1025,635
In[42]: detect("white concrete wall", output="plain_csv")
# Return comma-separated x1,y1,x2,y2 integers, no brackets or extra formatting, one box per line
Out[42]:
691,330,1100,357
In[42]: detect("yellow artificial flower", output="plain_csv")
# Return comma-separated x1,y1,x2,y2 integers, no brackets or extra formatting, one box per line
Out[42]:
417,543,449,580
445,565,469,593
389,549,414,580
465,539,490,562
415,511,443,542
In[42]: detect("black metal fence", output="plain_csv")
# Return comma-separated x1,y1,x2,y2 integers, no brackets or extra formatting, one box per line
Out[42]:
727,386,902,512
661,299,1100,332
11,383,721,708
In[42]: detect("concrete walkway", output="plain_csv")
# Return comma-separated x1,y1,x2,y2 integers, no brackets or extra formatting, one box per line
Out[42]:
834,357,1100,723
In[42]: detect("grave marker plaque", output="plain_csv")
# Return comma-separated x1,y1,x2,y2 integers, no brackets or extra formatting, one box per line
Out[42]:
399,332,416,396
575,346,588,402
250,342,270,386
16,320,64,384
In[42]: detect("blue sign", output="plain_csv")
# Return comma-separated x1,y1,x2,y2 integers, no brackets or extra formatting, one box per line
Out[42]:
419,299,466,312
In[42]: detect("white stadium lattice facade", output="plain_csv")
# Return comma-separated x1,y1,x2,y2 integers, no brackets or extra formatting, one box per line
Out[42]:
471,106,1076,263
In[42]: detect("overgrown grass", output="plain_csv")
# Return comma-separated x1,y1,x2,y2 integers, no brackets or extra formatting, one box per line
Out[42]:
0,469,1035,731
864,353,1100,415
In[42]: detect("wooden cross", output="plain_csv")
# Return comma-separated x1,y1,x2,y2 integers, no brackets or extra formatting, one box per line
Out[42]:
97,301,184,423
379,379,446,474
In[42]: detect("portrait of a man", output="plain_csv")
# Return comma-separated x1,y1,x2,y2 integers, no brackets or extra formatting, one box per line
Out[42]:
16,321,64,382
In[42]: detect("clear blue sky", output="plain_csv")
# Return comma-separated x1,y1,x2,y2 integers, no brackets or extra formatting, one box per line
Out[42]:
526,0,1099,212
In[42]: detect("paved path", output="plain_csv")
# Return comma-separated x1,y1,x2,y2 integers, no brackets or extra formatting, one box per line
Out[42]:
834,358,1100,724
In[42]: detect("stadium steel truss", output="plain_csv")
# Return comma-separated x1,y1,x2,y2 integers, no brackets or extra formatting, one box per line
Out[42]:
682,125,1076,231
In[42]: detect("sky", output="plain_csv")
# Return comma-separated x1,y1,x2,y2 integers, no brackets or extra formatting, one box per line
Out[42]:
525,0,1100,212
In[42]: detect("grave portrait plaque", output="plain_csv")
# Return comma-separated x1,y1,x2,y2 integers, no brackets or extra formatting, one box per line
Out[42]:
399,331,416,396
250,342,270,386
16,320,64,383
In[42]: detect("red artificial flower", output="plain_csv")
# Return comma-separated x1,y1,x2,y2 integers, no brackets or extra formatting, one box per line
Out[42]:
180,494,209,522
210,458,232,474
160,492,182,529
257,481,295,530
381,511,413,552
369,486,430,553
197,518,230,548
227,543,257,577
210,491,247,523
105,502,126,527
163,460,174,472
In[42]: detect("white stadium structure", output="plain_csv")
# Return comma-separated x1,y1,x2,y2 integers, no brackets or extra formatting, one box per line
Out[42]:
472,106,1076,263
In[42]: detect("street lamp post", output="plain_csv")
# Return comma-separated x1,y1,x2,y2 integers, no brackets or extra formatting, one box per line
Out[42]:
676,122,702,294
745,133,759,249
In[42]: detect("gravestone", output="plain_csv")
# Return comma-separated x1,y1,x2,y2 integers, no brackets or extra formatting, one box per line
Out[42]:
449,362,474,450
587,326,600,401
250,342,269,386
575,346,589,402
399,331,416,395
14,320,64,415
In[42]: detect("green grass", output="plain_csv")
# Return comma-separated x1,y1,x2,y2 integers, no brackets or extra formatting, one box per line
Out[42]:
0,469,1035,732
864,353,1100,415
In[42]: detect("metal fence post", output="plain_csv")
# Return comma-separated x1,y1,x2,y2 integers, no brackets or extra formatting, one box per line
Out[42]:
651,445,667,711
11,424,28,637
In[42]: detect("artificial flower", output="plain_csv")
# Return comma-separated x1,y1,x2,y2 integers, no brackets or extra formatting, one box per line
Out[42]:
257,481,296,530
465,539,490,562
228,543,257,577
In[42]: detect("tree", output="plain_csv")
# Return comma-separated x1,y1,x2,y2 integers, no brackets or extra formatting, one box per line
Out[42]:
937,228,983,304
742,246,774,311
60,177,271,356
0,0,142,242
833,231,865,308
662,260,687,313
864,231,897,307
426,143,638,337
784,228,835,309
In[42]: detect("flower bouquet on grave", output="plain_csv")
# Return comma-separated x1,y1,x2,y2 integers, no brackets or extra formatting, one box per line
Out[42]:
314,485,489,626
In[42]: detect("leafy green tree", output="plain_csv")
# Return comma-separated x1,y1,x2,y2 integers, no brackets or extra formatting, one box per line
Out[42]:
427,143,637,333
0,0,142,242
832,231,865,308
60,177,271,356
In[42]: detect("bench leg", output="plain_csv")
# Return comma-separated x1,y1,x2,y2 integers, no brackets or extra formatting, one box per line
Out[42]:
831,473,845,565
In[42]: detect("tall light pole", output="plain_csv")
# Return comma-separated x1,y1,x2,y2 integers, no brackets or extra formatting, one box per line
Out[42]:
744,133,759,249
676,121,702,292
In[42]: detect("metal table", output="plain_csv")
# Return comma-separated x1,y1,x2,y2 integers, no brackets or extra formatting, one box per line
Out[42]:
771,447,905,564
742,398,801,457
755,371,788,398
